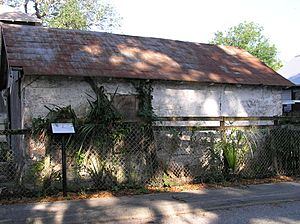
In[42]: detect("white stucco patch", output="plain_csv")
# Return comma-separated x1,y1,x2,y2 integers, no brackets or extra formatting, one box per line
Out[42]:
152,82,282,117
152,83,221,117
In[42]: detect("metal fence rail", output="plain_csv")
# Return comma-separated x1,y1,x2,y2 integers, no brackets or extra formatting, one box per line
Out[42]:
1,123,300,198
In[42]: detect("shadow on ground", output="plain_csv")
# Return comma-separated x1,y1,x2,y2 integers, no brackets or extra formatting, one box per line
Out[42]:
1,181,300,223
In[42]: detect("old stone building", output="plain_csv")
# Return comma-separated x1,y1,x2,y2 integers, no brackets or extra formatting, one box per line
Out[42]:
0,8,295,189
0,23,293,129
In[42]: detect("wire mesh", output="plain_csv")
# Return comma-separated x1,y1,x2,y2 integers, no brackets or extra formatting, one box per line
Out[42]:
1,124,300,199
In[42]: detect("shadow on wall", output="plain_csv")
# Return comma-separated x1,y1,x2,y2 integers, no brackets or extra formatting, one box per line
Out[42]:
14,34,284,195
1,29,298,223
74,34,282,118
151,79,282,118
0,94,6,113
1,26,287,202
7,25,284,125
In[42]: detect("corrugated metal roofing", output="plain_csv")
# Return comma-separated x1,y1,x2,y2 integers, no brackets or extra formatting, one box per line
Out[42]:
1,24,293,87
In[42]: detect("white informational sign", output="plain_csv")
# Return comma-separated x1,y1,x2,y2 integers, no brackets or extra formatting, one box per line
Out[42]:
51,123,75,134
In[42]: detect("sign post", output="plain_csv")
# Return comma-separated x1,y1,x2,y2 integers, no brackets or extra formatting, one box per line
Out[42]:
51,123,75,197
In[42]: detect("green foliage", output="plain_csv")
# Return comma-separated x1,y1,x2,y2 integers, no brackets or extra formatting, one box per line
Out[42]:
74,84,125,158
221,140,237,171
31,105,78,140
83,155,109,186
111,185,119,192
29,105,79,193
28,156,61,194
136,186,149,194
0,142,10,162
81,0,122,31
210,21,282,70
48,0,87,30
162,173,172,188
31,160,45,173
134,80,156,123
7,0,121,31
28,80,156,190
217,129,252,173
85,86,121,125
30,83,128,188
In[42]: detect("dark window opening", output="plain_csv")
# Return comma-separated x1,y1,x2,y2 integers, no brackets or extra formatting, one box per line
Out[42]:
112,94,140,122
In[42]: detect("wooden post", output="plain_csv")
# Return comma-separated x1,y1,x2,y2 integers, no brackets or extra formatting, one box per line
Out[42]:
274,117,279,126
220,117,225,131
220,117,229,178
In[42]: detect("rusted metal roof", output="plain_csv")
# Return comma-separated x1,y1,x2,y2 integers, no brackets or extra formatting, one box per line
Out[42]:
0,5,41,25
1,24,293,87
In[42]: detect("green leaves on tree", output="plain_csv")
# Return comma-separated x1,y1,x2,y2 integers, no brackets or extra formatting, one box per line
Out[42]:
3,0,122,31
210,21,282,71
47,0,87,30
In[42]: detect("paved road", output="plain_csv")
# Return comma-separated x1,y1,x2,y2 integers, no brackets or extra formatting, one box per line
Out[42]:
1,181,300,223
129,201,300,224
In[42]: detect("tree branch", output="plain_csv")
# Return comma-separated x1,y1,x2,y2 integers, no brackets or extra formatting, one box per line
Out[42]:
24,0,29,14
33,1,47,19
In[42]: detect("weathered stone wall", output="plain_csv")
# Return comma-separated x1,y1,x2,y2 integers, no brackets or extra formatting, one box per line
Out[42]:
154,129,222,182
22,76,283,128
22,76,137,126
152,81,283,117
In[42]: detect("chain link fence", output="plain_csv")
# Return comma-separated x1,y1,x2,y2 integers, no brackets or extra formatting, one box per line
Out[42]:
1,123,300,199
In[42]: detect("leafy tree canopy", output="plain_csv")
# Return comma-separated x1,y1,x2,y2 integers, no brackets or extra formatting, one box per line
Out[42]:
210,21,282,71
1,0,121,31
47,0,87,30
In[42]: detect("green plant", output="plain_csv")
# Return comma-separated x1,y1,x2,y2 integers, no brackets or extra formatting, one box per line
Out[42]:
78,189,87,196
133,80,156,122
29,78,159,191
28,156,61,194
217,129,253,174
84,154,107,186
222,140,237,171
162,173,172,188
137,187,149,194
65,195,72,200
73,79,126,156
210,21,282,70
31,105,78,142
0,142,10,162
111,185,120,192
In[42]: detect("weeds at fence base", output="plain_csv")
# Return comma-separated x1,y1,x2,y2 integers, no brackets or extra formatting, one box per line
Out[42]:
1,175,299,205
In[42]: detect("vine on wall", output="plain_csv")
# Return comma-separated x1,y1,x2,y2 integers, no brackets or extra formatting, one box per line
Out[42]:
133,80,156,123
28,78,159,191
